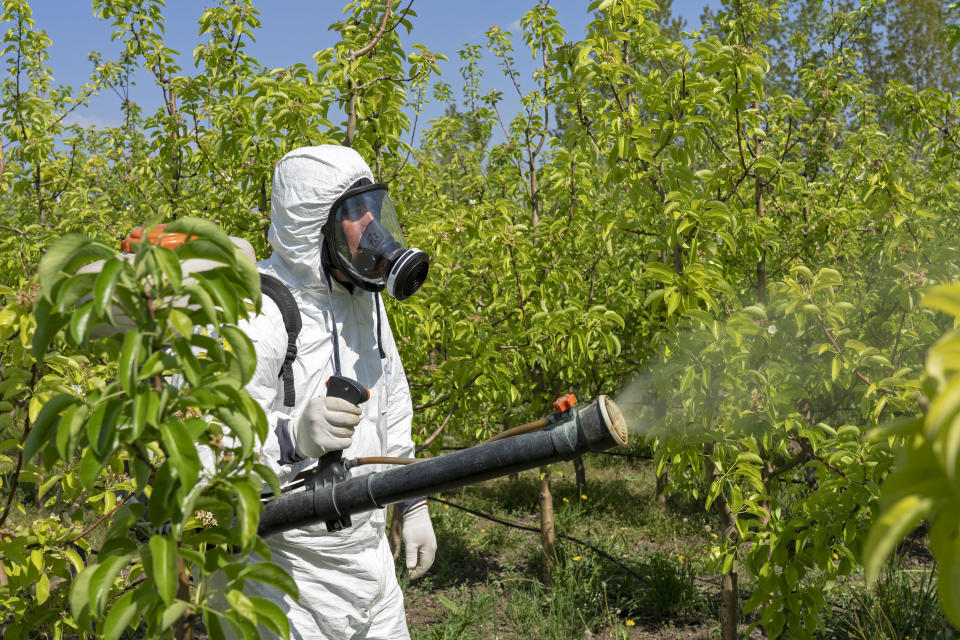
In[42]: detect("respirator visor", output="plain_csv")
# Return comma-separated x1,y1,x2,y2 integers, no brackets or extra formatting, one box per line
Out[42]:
325,181,429,300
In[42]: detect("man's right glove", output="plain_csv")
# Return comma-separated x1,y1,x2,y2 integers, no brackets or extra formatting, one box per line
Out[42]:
293,396,362,459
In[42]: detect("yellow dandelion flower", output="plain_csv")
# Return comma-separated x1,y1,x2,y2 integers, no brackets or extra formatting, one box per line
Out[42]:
563,497,569,503
581,494,588,500
711,533,718,539
443,504,450,509
480,529,486,533
573,556,581,562
678,555,685,563
832,553,839,560
625,620,635,627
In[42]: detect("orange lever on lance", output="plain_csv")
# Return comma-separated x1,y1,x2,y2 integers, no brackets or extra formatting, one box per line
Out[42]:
552,393,577,413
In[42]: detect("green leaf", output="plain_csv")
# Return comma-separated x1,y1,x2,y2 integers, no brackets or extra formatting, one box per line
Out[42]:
240,561,298,598
166,218,238,266
161,419,200,489
94,257,126,317
138,350,176,381
155,246,183,290
863,493,936,585
168,309,193,337
148,461,176,526
38,234,115,300
215,407,253,457
173,340,202,387
225,588,256,623
78,447,106,488
204,609,227,640
232,476,261,547
102,591,138,640
931,514,960,627
86,397,122,457
32,296,70,359
118,330,141,396
184,283,218,326
160,600,191,631
70,563,95,627
88,553,133,616
23,393,78,461
193,270,239,324
133,388,158,437
35,571,50,604
38,473,61,499
643,262,675,284
220,325,257,385
69,300,96,344
254,463,282,501
437,593,460,613
249,596,289,638
148,535,178,606
925,284,960,319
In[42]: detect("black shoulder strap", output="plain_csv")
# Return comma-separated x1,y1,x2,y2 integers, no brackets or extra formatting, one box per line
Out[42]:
259,273,302,408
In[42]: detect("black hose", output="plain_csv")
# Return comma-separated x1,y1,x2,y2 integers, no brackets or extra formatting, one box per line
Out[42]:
427,497,647,583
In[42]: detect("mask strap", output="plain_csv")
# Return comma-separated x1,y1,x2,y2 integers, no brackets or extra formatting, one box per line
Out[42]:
374,293,386,360
322,267,343,376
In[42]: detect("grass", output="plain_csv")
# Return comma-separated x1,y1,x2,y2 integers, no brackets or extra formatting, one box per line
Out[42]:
400,454,958,640
401,454,715,639
820,558,958,640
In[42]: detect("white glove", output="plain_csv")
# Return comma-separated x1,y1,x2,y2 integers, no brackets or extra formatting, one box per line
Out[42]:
293,396,362,459
402,501,437,579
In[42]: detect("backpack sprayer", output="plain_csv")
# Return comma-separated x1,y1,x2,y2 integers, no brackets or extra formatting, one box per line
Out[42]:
258,394,628,536
97,227,629,536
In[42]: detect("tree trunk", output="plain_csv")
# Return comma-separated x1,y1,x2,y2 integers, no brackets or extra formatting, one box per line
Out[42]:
35,164,43,229
528,150,539,227
388,504,403,560
573,456,587,496
755,103,766,305
655,471,668,508
654,397,668,507
705,442,739,640
260,176,269,247
720,568,738,640
539,465,555,584
345,89,358,147
174,557,194,640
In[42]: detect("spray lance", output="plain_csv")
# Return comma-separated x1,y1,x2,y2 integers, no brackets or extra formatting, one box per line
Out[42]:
259,394,628,536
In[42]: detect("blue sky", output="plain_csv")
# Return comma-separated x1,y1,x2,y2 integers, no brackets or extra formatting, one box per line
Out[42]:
23,0,720,137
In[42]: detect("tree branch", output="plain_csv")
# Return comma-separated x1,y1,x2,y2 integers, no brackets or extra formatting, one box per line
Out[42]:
0,364,38,530
0,225,26,237
347,2,394,62
63,492,135,546
416,403,458,453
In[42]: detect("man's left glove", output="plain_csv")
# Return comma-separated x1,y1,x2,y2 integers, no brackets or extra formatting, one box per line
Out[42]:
402,501,436,579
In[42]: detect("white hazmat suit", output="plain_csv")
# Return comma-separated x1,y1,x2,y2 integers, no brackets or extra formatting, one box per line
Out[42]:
237,145,433,639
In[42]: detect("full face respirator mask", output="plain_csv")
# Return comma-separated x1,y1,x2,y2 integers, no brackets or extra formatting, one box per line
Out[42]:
322,179,429,300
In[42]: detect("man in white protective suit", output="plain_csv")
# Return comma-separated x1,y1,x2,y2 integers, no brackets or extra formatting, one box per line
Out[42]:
237,145,436,639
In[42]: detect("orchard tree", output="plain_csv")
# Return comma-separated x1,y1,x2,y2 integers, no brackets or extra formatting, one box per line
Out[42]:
0,1,440,637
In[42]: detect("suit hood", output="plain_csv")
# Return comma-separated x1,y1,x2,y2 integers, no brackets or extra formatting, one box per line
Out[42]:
268,145,374,287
